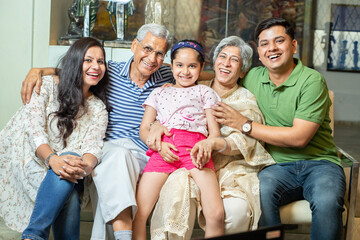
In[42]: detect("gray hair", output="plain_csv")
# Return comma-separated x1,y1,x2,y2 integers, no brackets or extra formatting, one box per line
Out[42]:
213,36,253,72
137,23,172,50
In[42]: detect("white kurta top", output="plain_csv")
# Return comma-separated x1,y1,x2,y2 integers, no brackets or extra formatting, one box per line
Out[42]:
0,76,108,231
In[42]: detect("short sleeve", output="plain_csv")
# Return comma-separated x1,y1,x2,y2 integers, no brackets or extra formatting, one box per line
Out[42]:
142,87,162,111
295,75,330,124
201,86,221,109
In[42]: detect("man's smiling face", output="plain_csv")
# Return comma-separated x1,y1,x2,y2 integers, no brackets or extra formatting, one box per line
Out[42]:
257,25,297,74
131,32,168,79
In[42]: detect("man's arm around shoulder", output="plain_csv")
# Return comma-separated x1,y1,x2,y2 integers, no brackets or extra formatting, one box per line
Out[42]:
21,67,57,104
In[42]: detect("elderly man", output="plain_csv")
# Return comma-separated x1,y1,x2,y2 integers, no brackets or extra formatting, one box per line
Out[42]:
21,24,172,240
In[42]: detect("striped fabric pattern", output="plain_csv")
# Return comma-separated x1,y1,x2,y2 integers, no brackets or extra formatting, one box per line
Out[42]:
105,57,173,151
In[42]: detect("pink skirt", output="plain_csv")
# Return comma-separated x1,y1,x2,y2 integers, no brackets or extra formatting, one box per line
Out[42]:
144,128,215,173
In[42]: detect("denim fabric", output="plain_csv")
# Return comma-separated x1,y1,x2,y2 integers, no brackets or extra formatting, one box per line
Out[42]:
258,160,346,240
22,152,83,240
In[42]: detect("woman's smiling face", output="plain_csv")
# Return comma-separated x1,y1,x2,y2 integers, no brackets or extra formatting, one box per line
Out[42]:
82,46,106,90
214,46,246,88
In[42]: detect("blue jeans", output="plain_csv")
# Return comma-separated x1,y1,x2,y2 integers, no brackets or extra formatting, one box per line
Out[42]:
22,152,83,240
258,160,346,240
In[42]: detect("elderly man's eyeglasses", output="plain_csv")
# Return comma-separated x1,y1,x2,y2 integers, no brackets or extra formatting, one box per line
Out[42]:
137,39,165,60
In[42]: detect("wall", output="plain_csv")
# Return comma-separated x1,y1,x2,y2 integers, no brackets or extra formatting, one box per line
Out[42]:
0,0,49,129
0,0,67,129
320,71,360,122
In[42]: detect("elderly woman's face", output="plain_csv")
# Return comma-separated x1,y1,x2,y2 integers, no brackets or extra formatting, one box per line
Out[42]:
214,46,246,88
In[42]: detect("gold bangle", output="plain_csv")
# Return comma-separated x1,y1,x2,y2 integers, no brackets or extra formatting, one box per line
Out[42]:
216,136,228,153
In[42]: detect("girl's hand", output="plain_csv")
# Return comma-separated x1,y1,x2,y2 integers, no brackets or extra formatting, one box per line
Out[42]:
159,142,179,163
147,121,172,151
49,154,88,183
212,102,247,130
189,138,214,169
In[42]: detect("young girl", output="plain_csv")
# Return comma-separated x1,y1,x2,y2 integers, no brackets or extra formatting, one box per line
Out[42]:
0,37,109,240
133,40,225,239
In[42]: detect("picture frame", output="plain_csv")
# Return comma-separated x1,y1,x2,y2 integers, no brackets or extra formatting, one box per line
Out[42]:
327,4,360,72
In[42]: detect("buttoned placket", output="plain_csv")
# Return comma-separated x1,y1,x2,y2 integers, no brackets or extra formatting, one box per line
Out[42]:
269,83,280,109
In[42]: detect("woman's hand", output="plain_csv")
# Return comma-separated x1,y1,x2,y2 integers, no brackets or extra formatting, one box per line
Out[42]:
190,138,214,169
147,121,172,151
159,142,179,163
49,154,88,183
212,102,247,130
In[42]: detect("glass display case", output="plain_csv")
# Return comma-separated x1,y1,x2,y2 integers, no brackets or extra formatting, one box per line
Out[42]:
53,0,308,69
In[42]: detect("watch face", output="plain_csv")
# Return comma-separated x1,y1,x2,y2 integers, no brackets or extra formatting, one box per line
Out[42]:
242,123,251,132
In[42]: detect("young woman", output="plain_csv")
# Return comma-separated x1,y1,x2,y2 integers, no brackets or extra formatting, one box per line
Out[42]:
133,40,225,239
0,37,109,240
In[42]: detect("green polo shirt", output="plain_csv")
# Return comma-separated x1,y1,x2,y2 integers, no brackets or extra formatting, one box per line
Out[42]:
242,59,340,166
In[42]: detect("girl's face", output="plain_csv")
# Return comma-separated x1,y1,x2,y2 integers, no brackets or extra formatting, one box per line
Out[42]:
82,46,106,90
171,48,204,88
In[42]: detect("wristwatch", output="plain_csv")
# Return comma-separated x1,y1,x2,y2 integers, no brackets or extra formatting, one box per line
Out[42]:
241,119,253,134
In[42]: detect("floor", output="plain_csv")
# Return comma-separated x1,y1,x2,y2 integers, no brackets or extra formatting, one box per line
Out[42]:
1,122,359,240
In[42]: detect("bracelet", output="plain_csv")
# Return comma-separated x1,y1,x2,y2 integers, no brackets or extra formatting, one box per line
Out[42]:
45,152,57,169
216,136,228,153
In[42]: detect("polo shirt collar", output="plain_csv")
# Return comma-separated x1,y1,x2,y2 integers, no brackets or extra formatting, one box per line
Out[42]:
281,58,303,87
149,67,162,83
260,58,304,87
119,56,133,79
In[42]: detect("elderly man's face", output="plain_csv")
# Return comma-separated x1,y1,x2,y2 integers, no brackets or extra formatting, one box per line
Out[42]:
131,32,168,79
214,46,246,88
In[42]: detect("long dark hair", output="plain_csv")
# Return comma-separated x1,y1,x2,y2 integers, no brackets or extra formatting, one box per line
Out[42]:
54,37,110,147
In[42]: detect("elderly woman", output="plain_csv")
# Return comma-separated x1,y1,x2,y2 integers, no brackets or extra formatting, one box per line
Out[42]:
146,36,275,239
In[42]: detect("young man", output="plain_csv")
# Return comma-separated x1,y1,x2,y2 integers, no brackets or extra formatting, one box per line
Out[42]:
214,18,345,240
21,24,173,240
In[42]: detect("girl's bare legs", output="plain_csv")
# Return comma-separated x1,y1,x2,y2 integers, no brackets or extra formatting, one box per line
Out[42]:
189,168,225,237
133,172,169,240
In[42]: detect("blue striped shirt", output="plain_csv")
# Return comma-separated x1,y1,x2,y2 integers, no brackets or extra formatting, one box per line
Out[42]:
105,57,173,151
